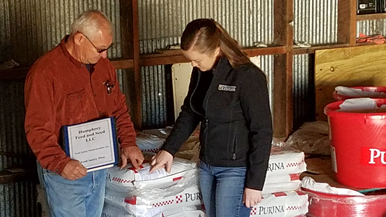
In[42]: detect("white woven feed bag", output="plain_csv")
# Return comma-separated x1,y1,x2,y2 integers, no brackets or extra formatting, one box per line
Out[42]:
265,173,300,184
105,185,202,216
267,152,306,176
102,203,163,217
167,210,206,217
262,180,301,194
162,205,206,217
136,132,165,154
250,191,308,217
106,157,198,194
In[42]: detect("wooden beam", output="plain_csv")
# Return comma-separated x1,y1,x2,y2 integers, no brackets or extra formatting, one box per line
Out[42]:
119,0,142,130
131,0,142,130
356,13,386,21
140,46,287,66
0,171,35,184
273,0,293,139
0,67,29,81
111,59,134,69
292,43,350,55
141,52,190,66
338,0,356,46
119,0,133,59
243,46,287,56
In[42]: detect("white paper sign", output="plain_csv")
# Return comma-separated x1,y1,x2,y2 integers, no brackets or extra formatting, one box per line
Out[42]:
63,117,118,171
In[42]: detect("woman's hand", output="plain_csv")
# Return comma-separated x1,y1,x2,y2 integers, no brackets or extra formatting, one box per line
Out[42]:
149,150,173,173
243,188,262,208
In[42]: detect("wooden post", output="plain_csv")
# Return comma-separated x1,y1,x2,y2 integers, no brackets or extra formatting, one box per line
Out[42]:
273,0,293,139
119,0,142,129
338,0,357,46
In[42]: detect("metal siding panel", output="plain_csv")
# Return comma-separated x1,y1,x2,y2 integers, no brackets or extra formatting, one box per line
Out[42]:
0,181,38,217
138,0,274,127
357,19,386,37
293,55,315,130
141,66,167,128
294,0,338,44
258,55,274,111
0,81,32,171
0,0,121,66
292,0,338,129
0,0,347,134
138,0,274,54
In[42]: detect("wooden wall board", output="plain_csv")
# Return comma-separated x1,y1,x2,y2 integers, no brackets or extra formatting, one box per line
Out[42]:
315,44,386,120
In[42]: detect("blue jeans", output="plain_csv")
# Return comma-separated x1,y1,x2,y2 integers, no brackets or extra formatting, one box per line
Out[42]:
199,161,251,217
38,163,106,217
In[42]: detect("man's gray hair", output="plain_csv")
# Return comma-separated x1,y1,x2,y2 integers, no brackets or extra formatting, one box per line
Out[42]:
70,10,113,39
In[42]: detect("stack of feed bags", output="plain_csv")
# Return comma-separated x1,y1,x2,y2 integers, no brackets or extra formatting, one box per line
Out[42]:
133,128,309,217
249,145,308,217
136,127,200,162
103,157,204,217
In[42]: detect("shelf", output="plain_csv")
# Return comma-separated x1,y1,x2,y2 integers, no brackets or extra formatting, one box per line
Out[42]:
140,46,287,66
292,43,350,55
111,58,134,69
141,50,189,66
356,42,385,46
0,67,29,80
357,13,386,21
0,46,288,80
0,170,35,184
243,46,287,56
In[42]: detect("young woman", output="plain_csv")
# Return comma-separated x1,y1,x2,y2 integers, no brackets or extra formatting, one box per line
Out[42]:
150,18,273,217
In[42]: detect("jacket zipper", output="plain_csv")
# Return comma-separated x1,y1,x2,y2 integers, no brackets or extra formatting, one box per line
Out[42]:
233,136,237,160
190,71,205,118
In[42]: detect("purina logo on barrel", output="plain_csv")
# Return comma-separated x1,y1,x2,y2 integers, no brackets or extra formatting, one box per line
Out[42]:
361,147,386,166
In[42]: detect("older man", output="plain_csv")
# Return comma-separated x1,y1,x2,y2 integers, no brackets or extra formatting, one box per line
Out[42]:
24,10,144,217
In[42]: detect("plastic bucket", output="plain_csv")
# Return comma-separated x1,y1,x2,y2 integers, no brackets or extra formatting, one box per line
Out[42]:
333,86,386,101
303,188,386,217
324,99,386,188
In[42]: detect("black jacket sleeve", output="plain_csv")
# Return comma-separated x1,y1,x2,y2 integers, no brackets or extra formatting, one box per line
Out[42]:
161,69,202,155
239,65,273,190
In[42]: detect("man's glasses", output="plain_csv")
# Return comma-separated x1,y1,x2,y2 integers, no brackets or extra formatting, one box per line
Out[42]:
79,32,112,53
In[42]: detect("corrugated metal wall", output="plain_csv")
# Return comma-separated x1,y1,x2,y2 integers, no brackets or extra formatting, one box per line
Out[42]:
141,65,168,128
293,0,338,129
138,0,274,54
0,81,31,170
293,0,338,44
0,181,37,217
0,0,347,132
0,1,379,214
138,0,275,128
292,55,314,130
0,1,122,216
0,0,122,66
258,55,274,110
0,80,38,217
357,19,386,36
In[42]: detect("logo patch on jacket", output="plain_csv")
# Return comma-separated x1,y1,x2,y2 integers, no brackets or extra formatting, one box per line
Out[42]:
218,84,236,92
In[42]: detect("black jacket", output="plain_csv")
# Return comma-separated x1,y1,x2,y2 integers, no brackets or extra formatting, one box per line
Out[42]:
161,57,273,190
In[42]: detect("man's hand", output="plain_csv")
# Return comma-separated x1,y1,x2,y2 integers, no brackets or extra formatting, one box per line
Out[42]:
120,146,144,169
61,160,87,180
149,150,173,173
243,188,262,208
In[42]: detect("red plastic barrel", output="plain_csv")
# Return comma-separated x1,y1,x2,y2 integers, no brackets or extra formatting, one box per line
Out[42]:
333,86,386,101
303,188,386,217
324,99,386,188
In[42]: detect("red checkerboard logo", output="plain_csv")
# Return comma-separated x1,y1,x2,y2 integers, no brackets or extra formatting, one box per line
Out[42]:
152,199,174,207
175,195,183,203
250,207,257,215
